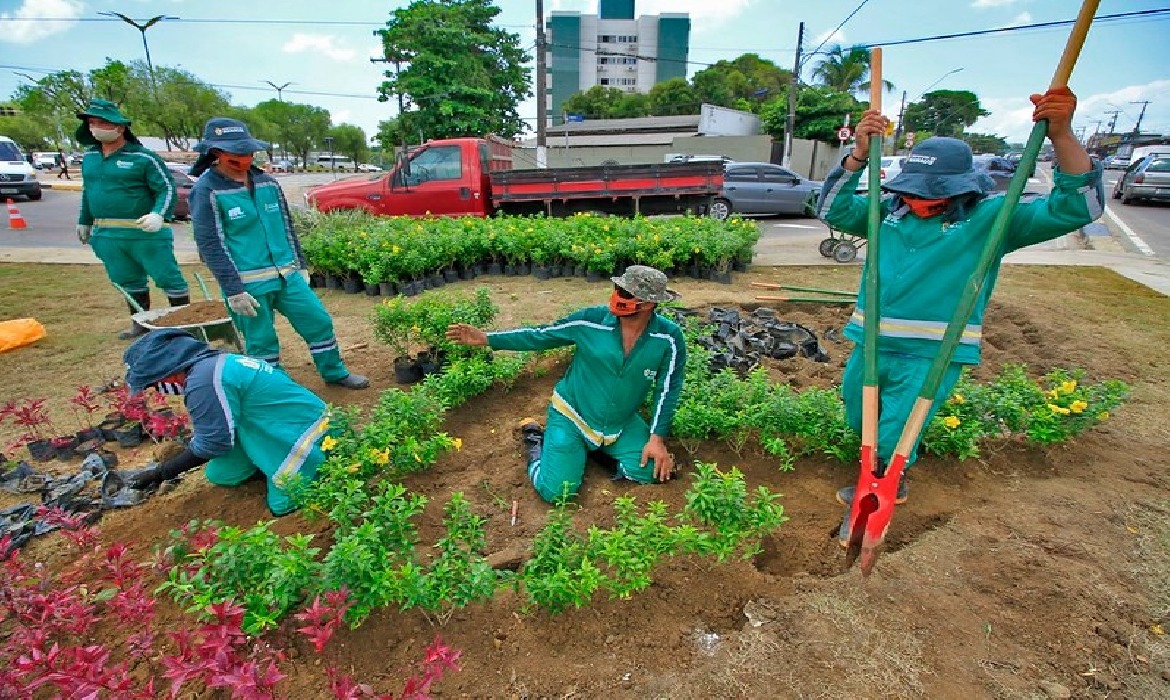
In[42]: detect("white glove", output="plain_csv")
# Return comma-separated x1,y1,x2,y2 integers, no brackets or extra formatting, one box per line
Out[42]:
299,269,311,284
136,212,164,233
76,225,92,244
227,292,261,317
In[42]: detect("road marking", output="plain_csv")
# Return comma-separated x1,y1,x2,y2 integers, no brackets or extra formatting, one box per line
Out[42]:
770,223,819,229
1104,205,1156,257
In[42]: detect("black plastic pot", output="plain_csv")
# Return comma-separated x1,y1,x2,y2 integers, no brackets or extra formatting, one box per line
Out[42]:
393,356,424,385
99,450,119,469
418,354,443,377
401,280,421,297
548,264,563,278
444,269,460,283
586,269,602,283
515,263,530,276
342,276,363,294
76,427,103,444
75,438,103,458
325,273,343,290
430,273,446,288
732,259,750,273
309,273,326,288
379,281,397,297
575,264,588,278
708,269,733,284
364,282,380,296
532,264,551,280
504,264,518,276
26,439,55,462
114,423,144,448
459,266,477,281
487,262,503,275
473,263,486,276
52,436,79,461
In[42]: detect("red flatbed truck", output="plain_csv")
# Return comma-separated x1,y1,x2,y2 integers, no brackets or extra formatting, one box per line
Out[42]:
304,136,723,217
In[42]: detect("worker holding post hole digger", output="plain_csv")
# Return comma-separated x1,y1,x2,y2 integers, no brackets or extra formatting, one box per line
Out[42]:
189,117,368,390
74,99,189,340
445,265,687,503
817,88,1103,546
104,328,331,516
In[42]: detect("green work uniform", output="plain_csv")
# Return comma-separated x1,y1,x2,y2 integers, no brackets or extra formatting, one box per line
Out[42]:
185,353,329,516
817,163,1104,466
79,143,187,300
190,168,349,382
487,306,687,501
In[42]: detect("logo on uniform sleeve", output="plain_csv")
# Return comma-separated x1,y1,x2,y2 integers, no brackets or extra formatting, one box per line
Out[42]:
116,160,134,169
227,206,245,220
643,369,658,380
264,202,280,213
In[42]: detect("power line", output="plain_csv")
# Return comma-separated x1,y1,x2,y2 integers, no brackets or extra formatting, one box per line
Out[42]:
1,16,531,28
806,0,873,59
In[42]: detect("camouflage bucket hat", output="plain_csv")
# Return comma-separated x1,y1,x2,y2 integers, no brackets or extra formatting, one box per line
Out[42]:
611,265,679,303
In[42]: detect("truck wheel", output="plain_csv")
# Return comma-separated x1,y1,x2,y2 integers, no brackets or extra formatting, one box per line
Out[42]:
709,198,732,221
832,241,858,263
26,190,42,201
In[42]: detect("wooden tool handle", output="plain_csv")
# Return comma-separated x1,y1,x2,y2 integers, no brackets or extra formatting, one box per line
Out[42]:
869,47,882,112
1050,0,1101,89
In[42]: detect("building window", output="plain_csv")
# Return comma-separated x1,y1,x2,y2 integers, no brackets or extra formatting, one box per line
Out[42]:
598,34,638,44
600,78,610,85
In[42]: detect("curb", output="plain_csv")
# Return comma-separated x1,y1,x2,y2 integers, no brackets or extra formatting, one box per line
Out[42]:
38,181,83,192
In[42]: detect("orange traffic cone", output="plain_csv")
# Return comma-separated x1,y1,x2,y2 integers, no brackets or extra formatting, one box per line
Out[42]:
5,199,27,230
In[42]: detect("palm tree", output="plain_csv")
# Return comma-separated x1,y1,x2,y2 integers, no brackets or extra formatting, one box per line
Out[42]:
811,45,894,96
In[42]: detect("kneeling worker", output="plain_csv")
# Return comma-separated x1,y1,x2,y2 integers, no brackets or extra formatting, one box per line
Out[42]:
109,328,330,516
445,265,686,502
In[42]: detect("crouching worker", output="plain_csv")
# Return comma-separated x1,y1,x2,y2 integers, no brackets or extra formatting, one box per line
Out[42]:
445,265,686,502
107,328,330,516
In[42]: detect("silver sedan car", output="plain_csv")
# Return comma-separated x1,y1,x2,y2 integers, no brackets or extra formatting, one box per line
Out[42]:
711,162,822,220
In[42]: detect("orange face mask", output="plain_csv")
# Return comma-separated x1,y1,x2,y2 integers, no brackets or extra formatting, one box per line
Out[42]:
609,288,641,316
903,196,950,218
218,153,254,173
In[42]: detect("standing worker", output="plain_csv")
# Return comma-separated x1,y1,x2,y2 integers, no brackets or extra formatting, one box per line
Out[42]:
188,117,368,390
445,265,685,502
56,151,71,180
75,99,189,339
107,329,331,516
816,88,1103,543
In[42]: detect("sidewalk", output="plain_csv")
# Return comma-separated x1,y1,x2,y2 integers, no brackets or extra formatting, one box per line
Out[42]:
38,174,82,191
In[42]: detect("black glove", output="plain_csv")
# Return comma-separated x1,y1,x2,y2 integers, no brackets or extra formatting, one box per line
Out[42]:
158,447,210,481
110,464,165,490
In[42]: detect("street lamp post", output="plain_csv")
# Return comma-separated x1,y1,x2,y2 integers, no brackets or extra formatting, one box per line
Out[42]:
262,80,293,102
324,136,335,176
99,12,175,92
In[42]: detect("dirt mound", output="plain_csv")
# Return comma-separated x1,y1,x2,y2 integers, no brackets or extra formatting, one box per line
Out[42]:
151,300,229,327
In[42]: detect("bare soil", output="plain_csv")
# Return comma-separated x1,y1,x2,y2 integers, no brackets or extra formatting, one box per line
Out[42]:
151,299,230,327
3,262,1170,698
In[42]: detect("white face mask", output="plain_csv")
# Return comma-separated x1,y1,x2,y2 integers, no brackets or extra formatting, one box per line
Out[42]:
90,126,122,143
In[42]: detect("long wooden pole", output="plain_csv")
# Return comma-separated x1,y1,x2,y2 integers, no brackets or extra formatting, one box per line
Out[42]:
860,47,883,476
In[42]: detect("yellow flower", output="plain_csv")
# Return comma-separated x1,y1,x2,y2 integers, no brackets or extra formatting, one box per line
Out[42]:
371,448,390,465
1046,389,1060,400
346,464,360,473
413,452,422,462
1097,411,1109,421
452,437,463,451
949,393,965,405
693,246,701,254
1059,380,1077,394
392,245,401,254
943,415,961,429
1048,403,1071,415
1069,400,1088,414
321,436,338,451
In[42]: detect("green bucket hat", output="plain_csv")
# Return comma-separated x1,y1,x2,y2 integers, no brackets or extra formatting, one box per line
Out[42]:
75,98,138,146
611,265,679,303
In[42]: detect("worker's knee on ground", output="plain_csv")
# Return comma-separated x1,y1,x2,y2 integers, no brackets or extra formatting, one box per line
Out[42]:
533,476,580,504
204,458,259,487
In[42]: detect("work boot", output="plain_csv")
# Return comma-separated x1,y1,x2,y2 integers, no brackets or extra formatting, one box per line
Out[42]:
327,373,370,390
517,417,544,466
168,293,190,307
119,290,152,340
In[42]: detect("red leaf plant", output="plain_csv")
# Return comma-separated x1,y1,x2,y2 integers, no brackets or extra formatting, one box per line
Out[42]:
294,587,354,653
70,385,104,431
325,635,462,700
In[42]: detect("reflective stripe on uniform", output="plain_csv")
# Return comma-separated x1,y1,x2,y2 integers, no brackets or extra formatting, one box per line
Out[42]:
549,391,621,448
93,218,141,228
273,411,329,483
850,310,982,345
238,263,298,284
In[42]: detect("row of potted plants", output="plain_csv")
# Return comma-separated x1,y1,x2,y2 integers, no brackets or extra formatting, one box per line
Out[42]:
295,209,760,296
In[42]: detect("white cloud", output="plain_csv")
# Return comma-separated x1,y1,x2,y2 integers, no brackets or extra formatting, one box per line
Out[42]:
972,79,1170,142
971,0,1017,8
281,34,357,62
0,0,83,45
1008,12,1032,26
331,109,353,126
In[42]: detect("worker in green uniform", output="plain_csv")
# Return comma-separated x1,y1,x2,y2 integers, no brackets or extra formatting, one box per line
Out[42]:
817,87,1103,544
446,265,686,502
189,117,368,390
107,328,329,516
74,99,188,339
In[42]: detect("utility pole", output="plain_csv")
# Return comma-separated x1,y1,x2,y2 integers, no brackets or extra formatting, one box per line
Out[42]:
1104,109,1120,134
535,0,548,168
892,90,907,155
782,22,804,169
1130,100,1151,137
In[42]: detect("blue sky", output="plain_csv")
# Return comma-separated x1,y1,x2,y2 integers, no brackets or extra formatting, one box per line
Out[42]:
1,0,1167,146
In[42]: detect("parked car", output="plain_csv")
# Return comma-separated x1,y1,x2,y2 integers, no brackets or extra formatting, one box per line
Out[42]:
855,156,906,193
710,162,821,219
164,162,196,220
1109,154,1132,170
32,152,59,169
972,155,1015,192
270,159,297,173
0,136,41,201
356,163,383,173
1112,154,1170,205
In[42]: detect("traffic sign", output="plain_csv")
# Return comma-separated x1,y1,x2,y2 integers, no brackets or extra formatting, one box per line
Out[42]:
837,126,853,141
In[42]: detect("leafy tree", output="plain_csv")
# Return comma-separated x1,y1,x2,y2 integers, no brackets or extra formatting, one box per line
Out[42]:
375,117,407,152
760,85,866,142
690,53,791,113
963,132,1009,155
562,86,628,120
903,89,988,138
375,0,531,140
328,124,369,165
253,100,331,171
647,78,699,116
811,44,894,96
0,107,53,152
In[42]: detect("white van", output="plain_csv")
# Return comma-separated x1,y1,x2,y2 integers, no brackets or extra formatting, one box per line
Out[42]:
0,137,42,201
314,155,356,171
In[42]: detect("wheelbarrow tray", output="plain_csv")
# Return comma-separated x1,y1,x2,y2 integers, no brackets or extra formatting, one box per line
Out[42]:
132,304,242,351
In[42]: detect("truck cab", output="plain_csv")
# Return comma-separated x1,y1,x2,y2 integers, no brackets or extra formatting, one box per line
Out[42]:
306,137,508,217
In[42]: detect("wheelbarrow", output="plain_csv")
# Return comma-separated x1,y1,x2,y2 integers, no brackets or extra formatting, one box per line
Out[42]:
115,273,243,351
818,227,866,264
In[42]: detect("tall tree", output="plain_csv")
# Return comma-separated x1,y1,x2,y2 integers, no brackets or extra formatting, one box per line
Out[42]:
562,86,628,120
760,85,865,143
647,78,699,116
252,100,331,171
375,0,530,140
690,53,792,113
903,89,989,138
328,124,369,165
963,132,1009,155
811,45,894,95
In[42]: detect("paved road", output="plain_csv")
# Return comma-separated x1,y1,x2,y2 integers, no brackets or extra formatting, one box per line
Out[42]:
1101,169,1170,259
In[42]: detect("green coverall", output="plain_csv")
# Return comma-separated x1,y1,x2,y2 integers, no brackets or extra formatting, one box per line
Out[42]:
78,143,187,300
189,168,350,382
818,163,1104,466
487,306,687,501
